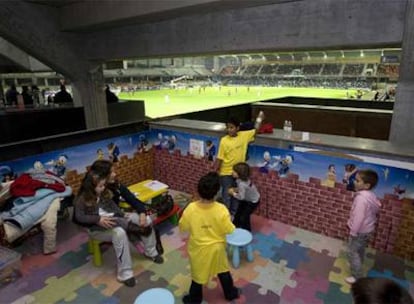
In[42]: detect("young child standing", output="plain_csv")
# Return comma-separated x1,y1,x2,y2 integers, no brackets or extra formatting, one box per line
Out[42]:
346,169,381,284
215,111,264,216
179,172,240,304
228,162,260,231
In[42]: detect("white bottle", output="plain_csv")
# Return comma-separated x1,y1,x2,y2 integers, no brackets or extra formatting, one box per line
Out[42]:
283,120,288,132
287,121,293,132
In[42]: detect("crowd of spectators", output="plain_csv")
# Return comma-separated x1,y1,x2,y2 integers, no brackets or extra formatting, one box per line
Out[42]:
1,83,73,108
220,76,372,89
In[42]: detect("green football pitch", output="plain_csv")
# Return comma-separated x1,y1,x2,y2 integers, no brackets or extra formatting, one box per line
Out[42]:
118,86,360,119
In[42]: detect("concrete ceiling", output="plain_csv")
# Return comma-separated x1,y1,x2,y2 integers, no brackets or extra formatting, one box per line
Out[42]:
0,0,301,75
29,0,300,32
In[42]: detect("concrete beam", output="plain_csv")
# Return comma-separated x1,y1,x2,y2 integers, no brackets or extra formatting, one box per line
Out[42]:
0,1,87,79
0,37,31,70
82,0,406,61
59,0,294,32
0,38,51,72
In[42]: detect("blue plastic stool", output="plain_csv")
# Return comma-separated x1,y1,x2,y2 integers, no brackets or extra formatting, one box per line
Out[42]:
134,287,175,304
226,228,254,268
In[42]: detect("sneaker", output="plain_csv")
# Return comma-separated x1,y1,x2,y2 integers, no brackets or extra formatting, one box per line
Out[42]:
146,254,164,264
345,276,356,284
121,277,136,287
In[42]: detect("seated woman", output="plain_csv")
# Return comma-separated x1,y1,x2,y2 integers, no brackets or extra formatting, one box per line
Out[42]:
88,160,163,255
73,160,163,287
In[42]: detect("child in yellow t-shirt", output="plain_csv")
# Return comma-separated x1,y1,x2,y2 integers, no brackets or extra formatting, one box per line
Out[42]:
179,172,240,303
215,111,264,216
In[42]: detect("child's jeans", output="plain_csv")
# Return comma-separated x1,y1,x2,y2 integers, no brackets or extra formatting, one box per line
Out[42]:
347,232,372,278
219,175,236,215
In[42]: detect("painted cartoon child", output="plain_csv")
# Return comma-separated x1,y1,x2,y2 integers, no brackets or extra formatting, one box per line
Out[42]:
154,133,163,150
96,148,105,160
276,155,294,177
0,165,16,182
259,151,273,173
322,164,337,187
167,135,177,152
54,155,68,178
343,164,358,191
108,142,120,163
205,140,216,161
137,134,150,153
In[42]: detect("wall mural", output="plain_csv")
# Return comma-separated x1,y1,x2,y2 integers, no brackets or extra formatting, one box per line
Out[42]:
1,128,413,201
0,132,148,181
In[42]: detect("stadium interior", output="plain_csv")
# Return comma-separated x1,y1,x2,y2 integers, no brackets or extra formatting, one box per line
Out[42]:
0,48,400,104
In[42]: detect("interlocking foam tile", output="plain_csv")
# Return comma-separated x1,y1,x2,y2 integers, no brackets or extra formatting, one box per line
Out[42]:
161,228,187,253
53,232,89,259
199,277,247,304
231,254,268,282
327,248,377,295
91,272,123,296
176,242,190,259
252,232,284,259
59,246,96,270
21,253,59,275
203,278,240,304
252,260,296,295
271,240,310,269
252,216,293,239
328,253,351,293
170,273,191,296
17,230,86,275
297,249,336,279
5,254,84,300
281,269,329,304
113,270,171,304
368,269,410,289
316,282,352,304
149,247,190,282
206,277,218,290
283,226,322,249
373,251,408,279
31,271,90,303
56,283,108,304
10,294,36,304
237,282,280,304
0,280,35,304
4,209,414,304
309,234,347,257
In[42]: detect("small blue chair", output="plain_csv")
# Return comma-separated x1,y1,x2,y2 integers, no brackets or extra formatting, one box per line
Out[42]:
134,287,175,304
226,228,254,268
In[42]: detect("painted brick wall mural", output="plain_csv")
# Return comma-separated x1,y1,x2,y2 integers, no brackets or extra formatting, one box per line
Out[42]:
153,148,414,260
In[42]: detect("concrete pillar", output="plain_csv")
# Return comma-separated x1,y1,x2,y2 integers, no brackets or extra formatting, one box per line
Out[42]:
72,64,108,129
389,0,414,144
213,56,220,73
